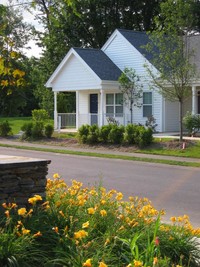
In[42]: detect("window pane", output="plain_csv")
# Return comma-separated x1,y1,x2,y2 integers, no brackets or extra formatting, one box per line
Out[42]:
106,94,114,104
116,93,123,105
143,106,152,117
106,106,114,114
115,106,123,115
143,92,152,104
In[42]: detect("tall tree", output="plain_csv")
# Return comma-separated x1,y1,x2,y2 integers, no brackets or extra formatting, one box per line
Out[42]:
30,0,162,71
25,0,163,115
0,3,36,116
145,0,197,141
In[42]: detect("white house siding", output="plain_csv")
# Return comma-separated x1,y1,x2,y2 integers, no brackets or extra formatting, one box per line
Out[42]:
51,54,101,92
164,100,179,132
183,92,192,116
102,32,163,132
164,92,192,132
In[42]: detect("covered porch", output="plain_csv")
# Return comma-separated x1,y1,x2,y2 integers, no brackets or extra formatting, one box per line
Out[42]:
53,88,128,130
54,84,200,131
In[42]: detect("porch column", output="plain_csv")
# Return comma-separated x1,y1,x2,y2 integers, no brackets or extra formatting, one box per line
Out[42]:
192,86,197,115
100,89,104,126
54,92,58,129
76,91,79,130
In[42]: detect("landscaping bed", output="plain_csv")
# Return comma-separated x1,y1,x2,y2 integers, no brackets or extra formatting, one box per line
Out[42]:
1,176,200,266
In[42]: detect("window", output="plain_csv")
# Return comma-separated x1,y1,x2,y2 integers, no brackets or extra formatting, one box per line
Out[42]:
143,92,152,117
106,93,123,117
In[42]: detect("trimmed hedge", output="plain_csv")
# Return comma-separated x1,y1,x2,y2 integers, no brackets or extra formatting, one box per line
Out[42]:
77,123,153,148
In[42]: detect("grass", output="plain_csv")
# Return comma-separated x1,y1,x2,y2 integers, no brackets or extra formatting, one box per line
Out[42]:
52,132,77,139
0,117,32,135
0,117,54,135
137,139,200,158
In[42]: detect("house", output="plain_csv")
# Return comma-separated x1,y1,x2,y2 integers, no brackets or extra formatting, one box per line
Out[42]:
45,29,200,132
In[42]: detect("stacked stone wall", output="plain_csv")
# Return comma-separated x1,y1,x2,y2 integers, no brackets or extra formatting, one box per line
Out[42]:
0,156,51,207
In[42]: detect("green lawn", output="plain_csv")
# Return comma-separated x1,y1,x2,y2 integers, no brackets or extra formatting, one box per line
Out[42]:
0,117,32,135
137,139,200,158
0,117,54,135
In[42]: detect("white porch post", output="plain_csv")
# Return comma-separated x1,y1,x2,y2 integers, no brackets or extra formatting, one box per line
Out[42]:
76,91,79,129
192,86,197,115
54,92,58,130
100,89,104,126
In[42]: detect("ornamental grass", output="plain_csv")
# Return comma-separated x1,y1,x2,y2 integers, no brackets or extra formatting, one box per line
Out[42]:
0,174,200,267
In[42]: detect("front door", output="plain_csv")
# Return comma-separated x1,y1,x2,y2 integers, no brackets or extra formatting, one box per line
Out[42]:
198,92,200,114
90,94,98,125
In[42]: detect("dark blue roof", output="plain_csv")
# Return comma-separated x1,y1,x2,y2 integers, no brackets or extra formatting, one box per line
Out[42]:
74,48,122,81
117,29,154,62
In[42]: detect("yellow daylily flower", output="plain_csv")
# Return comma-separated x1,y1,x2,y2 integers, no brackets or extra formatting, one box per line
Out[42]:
83,258,92,267
82,221,90,228
18,207,27,216
100,209,107,217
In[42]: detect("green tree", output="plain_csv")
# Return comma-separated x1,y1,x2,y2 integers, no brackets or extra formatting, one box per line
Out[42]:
31,57,54,116
145,0,197,141
118,68,143,124
25,0,163,116
30,0,163,71
0,3,36,116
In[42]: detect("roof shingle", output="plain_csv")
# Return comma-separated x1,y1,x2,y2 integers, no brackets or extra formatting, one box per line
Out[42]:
74,48,122,81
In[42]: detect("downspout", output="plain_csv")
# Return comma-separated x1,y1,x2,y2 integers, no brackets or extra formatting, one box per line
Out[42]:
100,89,104,127
192,86,197,115
76,91,79,130
54,92,58,130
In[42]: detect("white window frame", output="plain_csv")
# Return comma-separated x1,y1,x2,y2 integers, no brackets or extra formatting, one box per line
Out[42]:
143,92,152,117
106,93,123,117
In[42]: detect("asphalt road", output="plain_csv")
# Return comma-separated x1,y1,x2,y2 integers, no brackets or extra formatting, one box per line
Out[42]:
0,146,200,227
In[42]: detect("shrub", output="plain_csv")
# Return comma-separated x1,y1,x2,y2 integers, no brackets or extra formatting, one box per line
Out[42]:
0,120,12,137
21,122,44,140
131,125,153,148
124,124,140,144
86,124,99,144
77,124,90,143
44,123,54,138
183,112,200,136
21,122,33,139
106,116,119,125
108,124,124,144
99,124,112,143
31,122,44,139
32,109,49,122
136,126,153,148
145,115,158,132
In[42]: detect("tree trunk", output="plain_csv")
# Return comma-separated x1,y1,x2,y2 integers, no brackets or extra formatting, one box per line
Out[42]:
130,107,133,124
179,101,183,142
130,98,133,124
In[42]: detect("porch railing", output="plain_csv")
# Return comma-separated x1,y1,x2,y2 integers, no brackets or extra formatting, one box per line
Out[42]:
58,113,76,129
57,113,132,129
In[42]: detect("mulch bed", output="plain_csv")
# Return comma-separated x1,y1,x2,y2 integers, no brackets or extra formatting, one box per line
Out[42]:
26,137,197,152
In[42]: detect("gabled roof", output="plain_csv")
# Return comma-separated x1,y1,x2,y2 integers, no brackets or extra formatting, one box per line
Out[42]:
118,29,200,74
117,29,154,62
73,48,122,81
